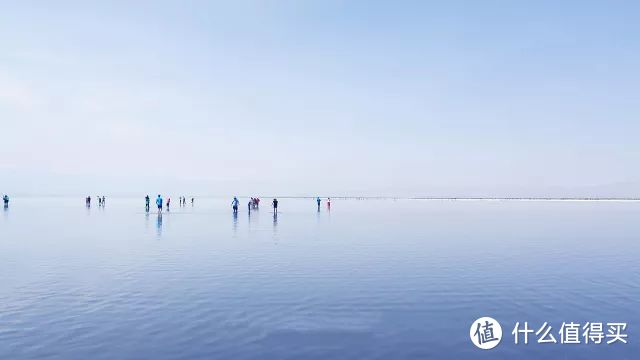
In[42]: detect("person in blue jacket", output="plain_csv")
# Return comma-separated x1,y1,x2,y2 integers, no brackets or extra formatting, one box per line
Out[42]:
156,194,163,214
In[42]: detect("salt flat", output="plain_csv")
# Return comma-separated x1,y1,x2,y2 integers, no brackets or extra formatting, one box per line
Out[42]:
1,198,638,359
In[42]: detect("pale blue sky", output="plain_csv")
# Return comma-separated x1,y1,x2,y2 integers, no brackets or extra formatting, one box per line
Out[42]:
1,1,639,196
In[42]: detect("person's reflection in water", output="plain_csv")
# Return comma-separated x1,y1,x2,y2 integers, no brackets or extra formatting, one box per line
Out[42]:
156,213,163,238
232,211,238,236
272,212,278,240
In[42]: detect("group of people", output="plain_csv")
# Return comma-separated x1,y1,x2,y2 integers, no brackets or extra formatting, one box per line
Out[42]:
6,195,332,213
80,195,328,215
178,196,191,206
316,197,331,211
144,194,195,214
250,197,260,209
85,196,106,207
233,196,278,214
147,195,194,213
232,197,329,214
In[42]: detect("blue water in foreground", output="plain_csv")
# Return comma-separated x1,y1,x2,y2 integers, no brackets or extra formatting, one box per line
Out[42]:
1,198,638,359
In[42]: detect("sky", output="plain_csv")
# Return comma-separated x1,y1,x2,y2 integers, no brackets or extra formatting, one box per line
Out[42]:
1,0,639,197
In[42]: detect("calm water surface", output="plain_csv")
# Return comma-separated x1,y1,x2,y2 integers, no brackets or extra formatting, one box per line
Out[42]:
1,198,638,359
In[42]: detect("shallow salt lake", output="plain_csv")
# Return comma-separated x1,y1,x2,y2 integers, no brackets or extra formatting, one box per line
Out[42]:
1,198,638,359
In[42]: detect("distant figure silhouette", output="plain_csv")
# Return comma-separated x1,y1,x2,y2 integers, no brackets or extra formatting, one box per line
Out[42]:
2,194,9,209
272,198,278,214
327,197,331,210
145,195,150,212
316,196,321,211
156,194,163,213
232,197,239,214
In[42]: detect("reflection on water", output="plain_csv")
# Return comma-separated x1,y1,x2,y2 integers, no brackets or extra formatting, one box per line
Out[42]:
272,212,278,227
232,212,238,235
156,213,162,238
272,212,279,242
0,198,639,359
